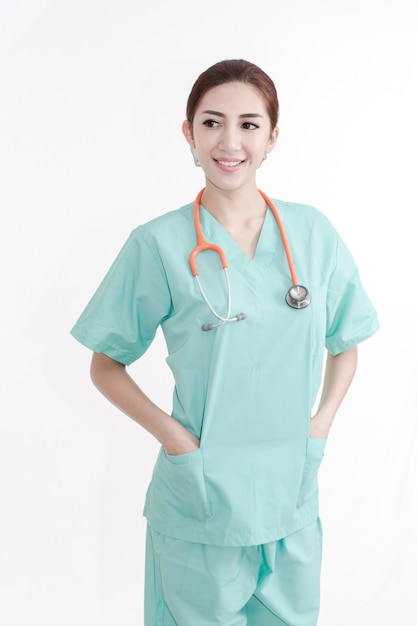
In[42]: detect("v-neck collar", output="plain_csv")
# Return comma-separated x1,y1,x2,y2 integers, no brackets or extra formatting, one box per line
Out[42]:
199,203,282,289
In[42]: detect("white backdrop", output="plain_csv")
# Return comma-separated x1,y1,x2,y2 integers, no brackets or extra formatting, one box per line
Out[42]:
1,0,416,624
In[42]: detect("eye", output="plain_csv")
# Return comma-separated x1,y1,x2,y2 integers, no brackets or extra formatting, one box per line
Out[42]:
241,121,259,130
202,119,221,128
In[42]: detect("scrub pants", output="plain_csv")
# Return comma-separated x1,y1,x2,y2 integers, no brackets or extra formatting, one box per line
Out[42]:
144,518,322,626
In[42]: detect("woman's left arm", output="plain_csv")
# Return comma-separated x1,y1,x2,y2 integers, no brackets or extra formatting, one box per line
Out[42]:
310,346,358,438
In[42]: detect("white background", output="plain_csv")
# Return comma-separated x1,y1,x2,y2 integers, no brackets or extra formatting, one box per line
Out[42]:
1,0,416,624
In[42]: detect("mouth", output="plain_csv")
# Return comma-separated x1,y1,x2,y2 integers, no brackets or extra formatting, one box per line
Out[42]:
214,158,245,172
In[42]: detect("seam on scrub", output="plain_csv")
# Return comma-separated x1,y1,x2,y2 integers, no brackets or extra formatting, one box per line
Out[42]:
149,530,167,626
251,593,290,626
326,321,380,355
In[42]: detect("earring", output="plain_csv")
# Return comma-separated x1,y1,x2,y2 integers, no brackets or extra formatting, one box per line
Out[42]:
258,153,268,168
190,147,201,167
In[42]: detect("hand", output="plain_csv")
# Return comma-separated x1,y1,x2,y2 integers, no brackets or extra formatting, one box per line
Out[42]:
163,424,200,456
309,413,331,439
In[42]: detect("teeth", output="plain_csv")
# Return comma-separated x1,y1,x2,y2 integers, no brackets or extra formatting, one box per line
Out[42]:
218,160,241,166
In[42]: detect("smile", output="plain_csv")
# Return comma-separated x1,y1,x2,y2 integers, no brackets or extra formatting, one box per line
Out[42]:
214,159,245,172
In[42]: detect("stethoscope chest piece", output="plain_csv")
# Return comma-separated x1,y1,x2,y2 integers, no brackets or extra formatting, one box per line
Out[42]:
285,285,311,309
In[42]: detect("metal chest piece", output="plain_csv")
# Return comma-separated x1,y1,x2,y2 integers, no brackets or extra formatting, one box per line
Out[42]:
285,285,311,309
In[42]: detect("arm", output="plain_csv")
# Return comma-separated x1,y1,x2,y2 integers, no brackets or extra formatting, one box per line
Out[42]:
90,352,200,455
310,346,358,438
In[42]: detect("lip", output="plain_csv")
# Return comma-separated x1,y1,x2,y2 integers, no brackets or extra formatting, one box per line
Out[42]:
214,158,245,173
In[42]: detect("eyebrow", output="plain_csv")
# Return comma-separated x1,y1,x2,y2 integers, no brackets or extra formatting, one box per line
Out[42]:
201,110,264,119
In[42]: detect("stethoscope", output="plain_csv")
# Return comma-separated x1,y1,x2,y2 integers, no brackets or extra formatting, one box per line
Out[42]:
189,188,311,331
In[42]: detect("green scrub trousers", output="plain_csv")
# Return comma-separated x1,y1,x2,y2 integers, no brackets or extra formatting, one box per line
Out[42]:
145,518,323,626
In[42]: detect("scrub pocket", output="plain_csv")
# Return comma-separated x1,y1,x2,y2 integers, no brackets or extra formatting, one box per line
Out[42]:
151,448,211,521
297,438,327,507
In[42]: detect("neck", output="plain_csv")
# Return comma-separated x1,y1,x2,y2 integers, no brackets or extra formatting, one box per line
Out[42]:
201,182,265,225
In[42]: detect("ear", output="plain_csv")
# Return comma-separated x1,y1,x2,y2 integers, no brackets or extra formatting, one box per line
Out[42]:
266,126,279,154
182,120,194,147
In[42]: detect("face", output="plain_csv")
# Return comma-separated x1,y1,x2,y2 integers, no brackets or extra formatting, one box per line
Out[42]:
183,82,278,194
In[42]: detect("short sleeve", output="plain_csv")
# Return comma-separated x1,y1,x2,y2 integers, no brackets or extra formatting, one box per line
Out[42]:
70,229,172,365
325,236,379,355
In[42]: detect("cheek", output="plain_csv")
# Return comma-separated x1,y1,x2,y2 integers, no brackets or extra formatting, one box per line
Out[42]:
251,137,271,157
194,136,216,155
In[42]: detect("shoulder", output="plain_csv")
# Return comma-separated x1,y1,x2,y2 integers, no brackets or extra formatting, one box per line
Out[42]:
130,202,194,244
115,202,195,265
271,198,338,242
272,198,332,226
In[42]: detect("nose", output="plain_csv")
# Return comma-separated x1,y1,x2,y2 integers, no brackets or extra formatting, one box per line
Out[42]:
218,124,241,153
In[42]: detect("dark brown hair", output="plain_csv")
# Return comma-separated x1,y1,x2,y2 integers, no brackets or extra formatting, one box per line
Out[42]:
186,59,279,129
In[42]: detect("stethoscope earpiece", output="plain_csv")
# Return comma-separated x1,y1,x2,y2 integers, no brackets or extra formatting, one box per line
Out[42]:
190,189,311,331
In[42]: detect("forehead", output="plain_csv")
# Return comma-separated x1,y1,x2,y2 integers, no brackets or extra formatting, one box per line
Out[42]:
196,82,268,115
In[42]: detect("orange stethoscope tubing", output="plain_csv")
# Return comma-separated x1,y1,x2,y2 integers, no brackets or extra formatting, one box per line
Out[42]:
189,188,228,276
189,188,311,331
258,189,299,286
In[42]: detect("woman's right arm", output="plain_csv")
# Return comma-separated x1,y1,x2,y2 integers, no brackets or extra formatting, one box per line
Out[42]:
90,352,200,455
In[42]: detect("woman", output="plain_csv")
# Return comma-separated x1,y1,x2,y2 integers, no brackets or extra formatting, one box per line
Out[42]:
71,60,379,626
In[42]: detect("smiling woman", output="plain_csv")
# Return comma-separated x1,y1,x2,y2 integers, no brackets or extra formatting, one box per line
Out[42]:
182,81,279,219
70,59,379,626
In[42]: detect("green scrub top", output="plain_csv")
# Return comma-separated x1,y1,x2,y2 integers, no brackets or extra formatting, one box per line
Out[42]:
71,198,379,546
